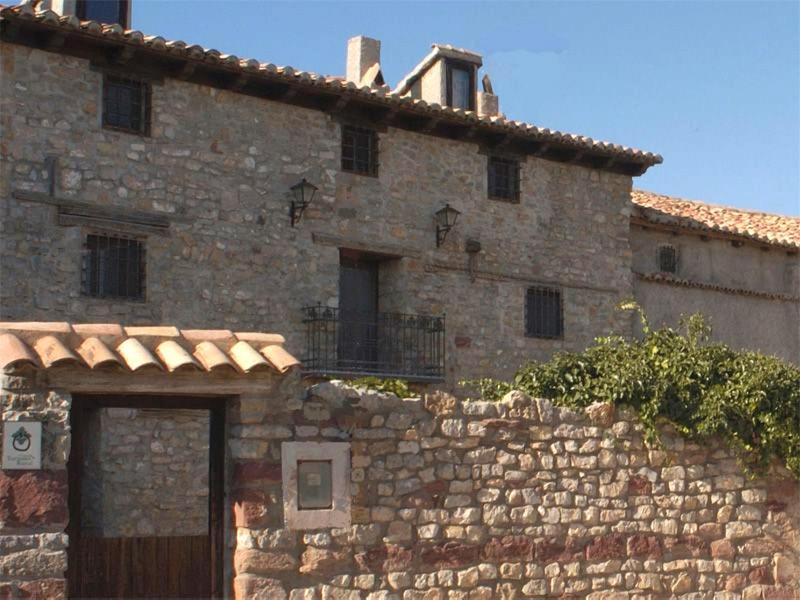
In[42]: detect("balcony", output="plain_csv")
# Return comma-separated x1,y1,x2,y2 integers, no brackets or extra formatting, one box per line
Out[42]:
302,306,445,381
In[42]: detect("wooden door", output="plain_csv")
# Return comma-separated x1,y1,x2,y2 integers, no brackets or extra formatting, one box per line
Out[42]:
67,395,226,599
338,251,379,370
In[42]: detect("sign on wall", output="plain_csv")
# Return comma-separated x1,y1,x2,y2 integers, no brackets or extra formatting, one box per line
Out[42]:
2,421,42,470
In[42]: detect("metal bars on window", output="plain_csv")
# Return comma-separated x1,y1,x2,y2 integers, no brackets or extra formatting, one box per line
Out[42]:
658,245,678,274
488,156,521,202
341,125,378,176
102,75,149,135
81,234,146,300
302,306,445,381
525,286,563,339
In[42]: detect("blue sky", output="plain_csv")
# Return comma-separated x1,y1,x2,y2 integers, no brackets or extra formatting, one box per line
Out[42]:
128,1,800,216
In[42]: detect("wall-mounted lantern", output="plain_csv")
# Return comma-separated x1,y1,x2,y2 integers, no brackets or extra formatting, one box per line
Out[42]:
434,203,461,247
290,178,318,227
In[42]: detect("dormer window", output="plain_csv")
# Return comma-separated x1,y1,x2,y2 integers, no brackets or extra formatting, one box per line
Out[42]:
446,61,475,110
76,0,129,28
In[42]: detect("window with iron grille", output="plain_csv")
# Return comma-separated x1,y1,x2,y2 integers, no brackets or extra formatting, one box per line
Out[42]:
102,75,149,135
658,244,678,274
81,234,146,300
488,156,520,201
525,286,563,339
341,125,378,176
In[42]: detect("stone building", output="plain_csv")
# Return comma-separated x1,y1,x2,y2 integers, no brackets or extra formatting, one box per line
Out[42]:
1,2,796,385
0,4,799,599
631,190,799,364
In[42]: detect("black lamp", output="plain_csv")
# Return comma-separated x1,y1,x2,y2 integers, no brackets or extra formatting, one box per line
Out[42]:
434,203,461,247
289,178,318,227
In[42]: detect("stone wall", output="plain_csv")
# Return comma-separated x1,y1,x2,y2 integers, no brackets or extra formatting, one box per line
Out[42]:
80,407,209,537
0,42,635,386
231,381,800,599
0,372,70,599
631,226,800,364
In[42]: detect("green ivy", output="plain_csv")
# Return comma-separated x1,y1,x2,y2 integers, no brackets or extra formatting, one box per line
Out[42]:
348,376,413,398
461,303,800,478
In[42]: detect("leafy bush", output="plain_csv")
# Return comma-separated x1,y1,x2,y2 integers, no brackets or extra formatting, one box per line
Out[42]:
461,303,800,477
349,376,413,398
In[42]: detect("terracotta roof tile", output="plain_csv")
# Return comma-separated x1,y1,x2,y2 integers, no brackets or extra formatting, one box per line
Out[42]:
0,4,662,168
632,190,800,249
0,322,300,374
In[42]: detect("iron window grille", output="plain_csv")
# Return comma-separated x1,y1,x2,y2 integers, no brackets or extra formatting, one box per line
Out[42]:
302,306,445,381
76,0,129,27
341,125,379,176
525,286,563,339
488,156,521,202
658,244,678,274
102,75,150,135
81,233,146,300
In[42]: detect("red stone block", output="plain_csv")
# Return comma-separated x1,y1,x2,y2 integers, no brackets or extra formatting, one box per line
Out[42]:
748,566,773,585
0,471,68,528
420,542,480,568
710,539,735,560
628,474,652,495
585,533,626,560
627,534,662,559
724,574,746,592
355,544,413,572
18,579,67,599
232,489,271,529
762,586,798,600
231,461,281,488
534,538,565,562
454,336,471,348
482,536,534,562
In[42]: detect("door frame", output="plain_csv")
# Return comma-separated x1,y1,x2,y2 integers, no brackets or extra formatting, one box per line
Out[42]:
67,394,227,598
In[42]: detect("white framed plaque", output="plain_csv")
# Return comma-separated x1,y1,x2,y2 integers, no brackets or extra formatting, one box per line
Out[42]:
2,421,42,470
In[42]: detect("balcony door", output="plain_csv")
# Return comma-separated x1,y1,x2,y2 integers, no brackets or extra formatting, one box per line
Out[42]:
338,250,379,370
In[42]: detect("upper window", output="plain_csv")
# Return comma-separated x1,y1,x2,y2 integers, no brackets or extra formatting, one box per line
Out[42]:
488,156,520,202
658,244,678,274
446,61,475,110
76,0,128,27
341,125,378,176
525,286,563,339
82,233,146,300
102,75,150,135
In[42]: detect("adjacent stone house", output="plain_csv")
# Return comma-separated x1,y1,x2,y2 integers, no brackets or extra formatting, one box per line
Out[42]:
631,190,799,363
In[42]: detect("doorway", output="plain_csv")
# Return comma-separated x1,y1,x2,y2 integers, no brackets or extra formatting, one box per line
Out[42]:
338,249,380,370
67,395,225,598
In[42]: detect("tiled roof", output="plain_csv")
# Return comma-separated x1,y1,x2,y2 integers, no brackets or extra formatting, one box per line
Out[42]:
0,322,301,374
0,3,662,169
634,272,800,302
632,190,800,249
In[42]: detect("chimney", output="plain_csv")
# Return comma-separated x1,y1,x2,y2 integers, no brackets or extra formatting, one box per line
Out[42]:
41,0,131,28
346,36,384,88
477,74,500,117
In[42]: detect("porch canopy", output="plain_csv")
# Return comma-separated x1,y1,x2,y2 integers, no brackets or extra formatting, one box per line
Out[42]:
0,322,301,378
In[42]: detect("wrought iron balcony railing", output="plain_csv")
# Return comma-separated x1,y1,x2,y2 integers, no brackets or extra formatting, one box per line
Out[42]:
302,306,445,381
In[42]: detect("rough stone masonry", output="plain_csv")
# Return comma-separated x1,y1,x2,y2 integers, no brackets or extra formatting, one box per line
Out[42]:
229,381,800,599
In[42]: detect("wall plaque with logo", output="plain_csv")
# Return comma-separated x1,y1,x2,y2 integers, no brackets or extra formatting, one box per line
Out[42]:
2,421,42,470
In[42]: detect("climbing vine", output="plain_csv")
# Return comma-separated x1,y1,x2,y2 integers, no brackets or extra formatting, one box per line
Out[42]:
462,303,800,478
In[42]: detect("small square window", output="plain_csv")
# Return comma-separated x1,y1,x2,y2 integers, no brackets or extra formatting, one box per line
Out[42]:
102,75,150,135
341,125,378,176
77,0,128,27
297,460,332,510
525,286,563,339
658,245,678,274
282,442,350,530
488,156,520,202
82,233,145,300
